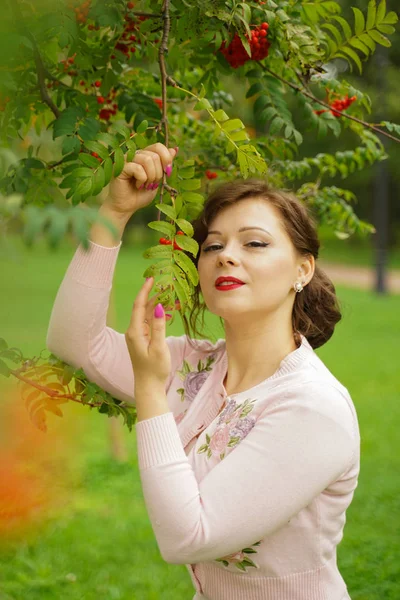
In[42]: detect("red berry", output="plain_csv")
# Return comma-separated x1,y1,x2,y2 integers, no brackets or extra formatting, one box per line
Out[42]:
91,152,99,158
94,80,101,87
127,1,134,8
177,231,184,235
159,238,167,245
259,29,267,37
97,96,105,104
80,80,85,85
261,22,269,30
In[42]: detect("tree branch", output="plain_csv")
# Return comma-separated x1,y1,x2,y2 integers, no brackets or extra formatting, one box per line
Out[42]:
156,0,173,220
11,1,60,118
263,67,400,144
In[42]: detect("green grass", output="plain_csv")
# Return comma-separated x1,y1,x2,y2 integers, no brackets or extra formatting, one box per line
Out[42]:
0,236,399,599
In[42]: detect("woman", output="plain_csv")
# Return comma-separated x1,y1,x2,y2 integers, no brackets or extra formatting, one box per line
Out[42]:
47,143,360,600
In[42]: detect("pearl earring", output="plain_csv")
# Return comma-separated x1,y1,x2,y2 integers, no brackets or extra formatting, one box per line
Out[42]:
294,282,304,293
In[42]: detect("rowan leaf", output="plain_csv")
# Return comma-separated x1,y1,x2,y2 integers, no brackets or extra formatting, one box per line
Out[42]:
113,147,125,177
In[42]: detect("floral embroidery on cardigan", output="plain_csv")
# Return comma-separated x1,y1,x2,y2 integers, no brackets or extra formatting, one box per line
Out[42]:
215,541,262,571
197,398,257,460
175,354,216,403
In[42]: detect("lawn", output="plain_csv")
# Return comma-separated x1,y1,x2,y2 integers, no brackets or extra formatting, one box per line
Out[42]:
0,236,399,600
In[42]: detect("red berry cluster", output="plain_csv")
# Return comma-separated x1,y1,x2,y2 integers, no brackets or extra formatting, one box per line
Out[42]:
57,53,77,77
112,8,148,60
219,23,270,68
67,0,91,24
205,170,218,179
78,80,119,121
159,231,185,250
90,151,102,163
315,94,357,118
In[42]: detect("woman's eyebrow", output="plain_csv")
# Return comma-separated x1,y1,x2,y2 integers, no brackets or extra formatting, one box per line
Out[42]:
207,226,274,237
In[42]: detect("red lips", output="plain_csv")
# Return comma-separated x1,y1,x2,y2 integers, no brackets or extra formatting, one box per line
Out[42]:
215,276,245,286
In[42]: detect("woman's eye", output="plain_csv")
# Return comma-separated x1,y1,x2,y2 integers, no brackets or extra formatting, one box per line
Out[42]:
203,242,268,252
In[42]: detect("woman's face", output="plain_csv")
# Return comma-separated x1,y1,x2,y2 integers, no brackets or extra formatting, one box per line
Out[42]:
197,197,304,324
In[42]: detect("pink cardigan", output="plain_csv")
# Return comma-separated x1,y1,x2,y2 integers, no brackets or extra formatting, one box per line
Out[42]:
47,240,360,600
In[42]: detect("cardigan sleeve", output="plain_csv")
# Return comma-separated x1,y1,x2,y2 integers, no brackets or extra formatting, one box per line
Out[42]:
135,382,358,564
46,240,187,405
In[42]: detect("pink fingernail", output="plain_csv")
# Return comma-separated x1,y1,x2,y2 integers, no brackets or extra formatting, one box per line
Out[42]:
174,147,179,155
165,313,172,320
164,164,172,177
151,182,159,190
138,183,145,190
154,303,164,318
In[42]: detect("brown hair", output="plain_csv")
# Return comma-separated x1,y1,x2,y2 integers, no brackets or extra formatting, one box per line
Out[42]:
181,178,342,351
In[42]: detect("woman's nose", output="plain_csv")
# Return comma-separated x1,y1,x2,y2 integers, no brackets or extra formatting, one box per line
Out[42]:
217,248,238,266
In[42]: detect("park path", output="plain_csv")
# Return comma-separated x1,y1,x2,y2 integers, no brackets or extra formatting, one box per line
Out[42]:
319,261,400,294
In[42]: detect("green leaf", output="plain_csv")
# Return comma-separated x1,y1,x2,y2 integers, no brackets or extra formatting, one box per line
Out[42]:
47,209,68,248
222,119,244,132
113,147,125,178
366,0,377,30
147,220,175,237
269,117,285,136
181,191,203,204
352,7,365,35
113,124,131,139
194,98,212,111
331,16,353,39
213,109,229,122
70,167,94,178
75,177,93,197
230,130,249,142
103,157,113,185
0,338,8,352
179,179,201,191
97,132,119,149
376,0,386,24
173,250,199,286
175,218,194,236
155,203,176,220
368,29,391,46
62,136,81,155
0,358,11,377
349,38,371,56
92,167,105,196
136,120,148,134
143,244,173,259
85,141,109,160
359,32,376,51
79,153,101,168
171,234,198,257
246,82,264,99
381,11,398,24
171,264,192,304
376,23,395,34
339,46,363,74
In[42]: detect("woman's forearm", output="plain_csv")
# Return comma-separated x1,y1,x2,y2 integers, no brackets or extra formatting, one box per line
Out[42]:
90,203,134,247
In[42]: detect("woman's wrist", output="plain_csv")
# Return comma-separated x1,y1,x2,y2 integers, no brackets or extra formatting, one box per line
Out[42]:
90,203,134,247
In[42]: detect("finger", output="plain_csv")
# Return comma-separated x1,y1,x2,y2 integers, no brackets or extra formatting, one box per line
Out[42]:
150,302,166,349
130,277,154,337
118,161,147,184
140,150,164,182
142,143,178,174
132,152,156,184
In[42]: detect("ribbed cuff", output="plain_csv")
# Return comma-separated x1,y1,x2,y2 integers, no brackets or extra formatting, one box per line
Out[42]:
67,240,122,288
136,412,187,470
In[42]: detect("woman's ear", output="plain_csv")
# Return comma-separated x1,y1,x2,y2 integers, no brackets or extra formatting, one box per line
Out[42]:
298,254,315,285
